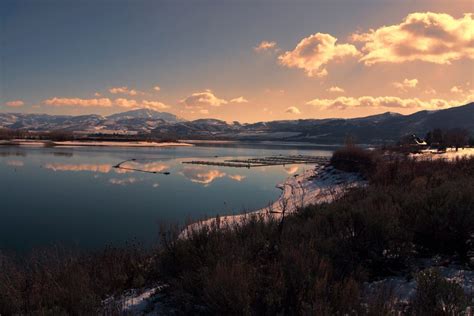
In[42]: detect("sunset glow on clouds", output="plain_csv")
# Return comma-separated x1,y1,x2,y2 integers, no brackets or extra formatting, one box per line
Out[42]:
306,95,471,110
254,40,277,52
352,12,474,65
181,90,228,109
5,100,24,107
1,1,472,121
278,33,360,77
43,97,170,111
109,86,140,96
393,79,419,90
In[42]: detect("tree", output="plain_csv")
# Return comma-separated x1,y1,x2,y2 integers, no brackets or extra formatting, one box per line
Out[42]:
444,128,469,151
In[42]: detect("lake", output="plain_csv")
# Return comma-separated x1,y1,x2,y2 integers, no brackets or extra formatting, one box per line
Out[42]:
0,142,333,251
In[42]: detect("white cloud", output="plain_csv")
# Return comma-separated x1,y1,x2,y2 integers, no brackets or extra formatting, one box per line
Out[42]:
306,95,463,110
181,89,228,109
44,97,113,107
285,106,301,114
109,86,140,96
153,85,161,92
254,40,277,52
278,33,360,77
328,86,345,93
450,86,463,93
43,97,170,110
393,78,419,90
230,96,249,103
352,12,474,65
5,100,24,107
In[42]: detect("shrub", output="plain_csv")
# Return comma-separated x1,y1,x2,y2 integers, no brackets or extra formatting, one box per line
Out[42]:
410,268,467,315
330,144,376,175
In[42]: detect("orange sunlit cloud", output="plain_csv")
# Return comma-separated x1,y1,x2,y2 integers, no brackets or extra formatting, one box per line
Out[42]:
352,12,474,65
278,33,360,77
5,100,25,107
109,86,141,96
306,95,469,110
254,40,278,52
393,78,419,90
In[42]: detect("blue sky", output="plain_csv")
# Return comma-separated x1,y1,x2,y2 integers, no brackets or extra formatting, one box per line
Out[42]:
1,0,473,122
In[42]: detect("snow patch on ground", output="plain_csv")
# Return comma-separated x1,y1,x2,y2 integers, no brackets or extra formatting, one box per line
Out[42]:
412,148,474,160
180,164,365,238
365,266,474,305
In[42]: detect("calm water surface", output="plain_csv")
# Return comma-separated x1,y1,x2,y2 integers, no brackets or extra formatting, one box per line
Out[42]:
0,143,333,251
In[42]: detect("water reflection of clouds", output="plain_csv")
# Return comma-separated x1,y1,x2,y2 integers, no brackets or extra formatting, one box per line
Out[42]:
180,166,247,185
6,160,24,167
109,177,139,185
44,161,169,175
284,165,299,174
228,174,246,181
180,167,226,185
45,163,113,173
118,161,168,173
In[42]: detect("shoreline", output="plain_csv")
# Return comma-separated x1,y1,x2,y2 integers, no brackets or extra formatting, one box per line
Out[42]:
0,139,194,148
180,164,365,238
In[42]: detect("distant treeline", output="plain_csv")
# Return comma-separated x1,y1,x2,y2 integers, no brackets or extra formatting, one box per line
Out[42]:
0,128,179,143
424,128,472,150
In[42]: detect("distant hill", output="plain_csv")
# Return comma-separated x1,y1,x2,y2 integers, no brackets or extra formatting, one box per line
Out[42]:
106,109,184,123
0,103,473,143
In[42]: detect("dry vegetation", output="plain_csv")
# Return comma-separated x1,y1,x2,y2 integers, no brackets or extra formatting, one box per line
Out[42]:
1,146,473,314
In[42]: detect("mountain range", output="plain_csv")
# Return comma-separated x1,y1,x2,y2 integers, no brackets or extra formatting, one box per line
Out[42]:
1,103,473,144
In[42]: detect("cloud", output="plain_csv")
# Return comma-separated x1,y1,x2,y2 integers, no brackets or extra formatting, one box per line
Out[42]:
5,100,25,107
328,86,345,93
285,106,301,114
43,97,170,110
94,92,101,97
393,78,418,90
230,96,249,103
141,100,170,110
199,109,209,114
254,40,277,52
43,97,113,107
153,85,161,92
352,12,474,65
181,89,227,109
109,86,140,96
450,86,463,93
306,95,461,110
278,33,360,77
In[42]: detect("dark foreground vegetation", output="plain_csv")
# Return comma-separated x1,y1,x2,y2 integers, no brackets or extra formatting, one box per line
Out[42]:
1,147,473,315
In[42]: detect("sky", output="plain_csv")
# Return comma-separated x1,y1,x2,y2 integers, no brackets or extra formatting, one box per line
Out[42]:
1,0,473,123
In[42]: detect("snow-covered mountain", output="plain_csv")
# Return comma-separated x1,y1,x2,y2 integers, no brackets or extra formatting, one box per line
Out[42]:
106,109,184,122
0,109,183,134
0,103,473,143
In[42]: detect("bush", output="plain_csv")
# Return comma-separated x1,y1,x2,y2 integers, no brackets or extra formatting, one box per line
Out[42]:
330,144,376,175
410,268,467,315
